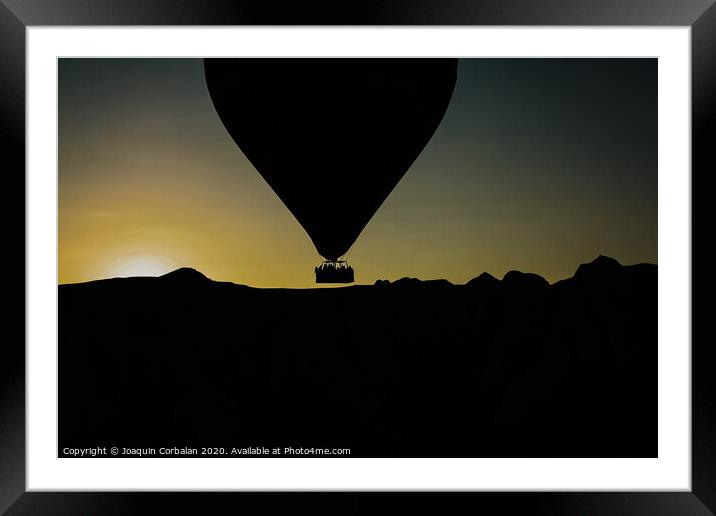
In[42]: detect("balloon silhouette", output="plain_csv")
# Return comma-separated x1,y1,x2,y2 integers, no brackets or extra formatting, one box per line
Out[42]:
204,58,458,267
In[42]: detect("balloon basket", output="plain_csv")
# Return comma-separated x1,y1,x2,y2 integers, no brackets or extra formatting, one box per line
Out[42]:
315,261,355,284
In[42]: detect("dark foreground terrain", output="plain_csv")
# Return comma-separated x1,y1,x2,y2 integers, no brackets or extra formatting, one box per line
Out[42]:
59,255,656,457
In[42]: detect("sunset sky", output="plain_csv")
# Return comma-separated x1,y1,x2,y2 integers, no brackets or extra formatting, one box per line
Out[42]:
59,58,656,288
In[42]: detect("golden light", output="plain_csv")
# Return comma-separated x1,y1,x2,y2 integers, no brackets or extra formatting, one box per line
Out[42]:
104,254,178,279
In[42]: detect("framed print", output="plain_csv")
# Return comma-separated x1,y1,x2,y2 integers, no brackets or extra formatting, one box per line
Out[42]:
2,1,715,514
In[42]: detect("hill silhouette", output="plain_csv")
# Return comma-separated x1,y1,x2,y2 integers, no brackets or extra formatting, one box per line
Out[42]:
59,256,656,457
159,267,211,283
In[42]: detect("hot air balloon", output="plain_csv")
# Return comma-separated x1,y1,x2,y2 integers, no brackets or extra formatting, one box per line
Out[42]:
204,58,458,283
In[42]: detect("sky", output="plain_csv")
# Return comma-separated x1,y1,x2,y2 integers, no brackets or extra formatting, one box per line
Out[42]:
58,58,657,287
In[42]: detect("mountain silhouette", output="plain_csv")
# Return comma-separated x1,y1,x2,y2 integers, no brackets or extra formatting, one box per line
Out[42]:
466,271,500,288
502,270,550,291
160,267,211,283
59,256,656,458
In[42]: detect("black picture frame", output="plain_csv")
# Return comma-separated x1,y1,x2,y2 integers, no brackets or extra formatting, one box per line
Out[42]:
2,1,714,514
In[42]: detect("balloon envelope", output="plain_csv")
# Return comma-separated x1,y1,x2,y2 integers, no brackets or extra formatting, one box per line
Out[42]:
204,58,458,261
